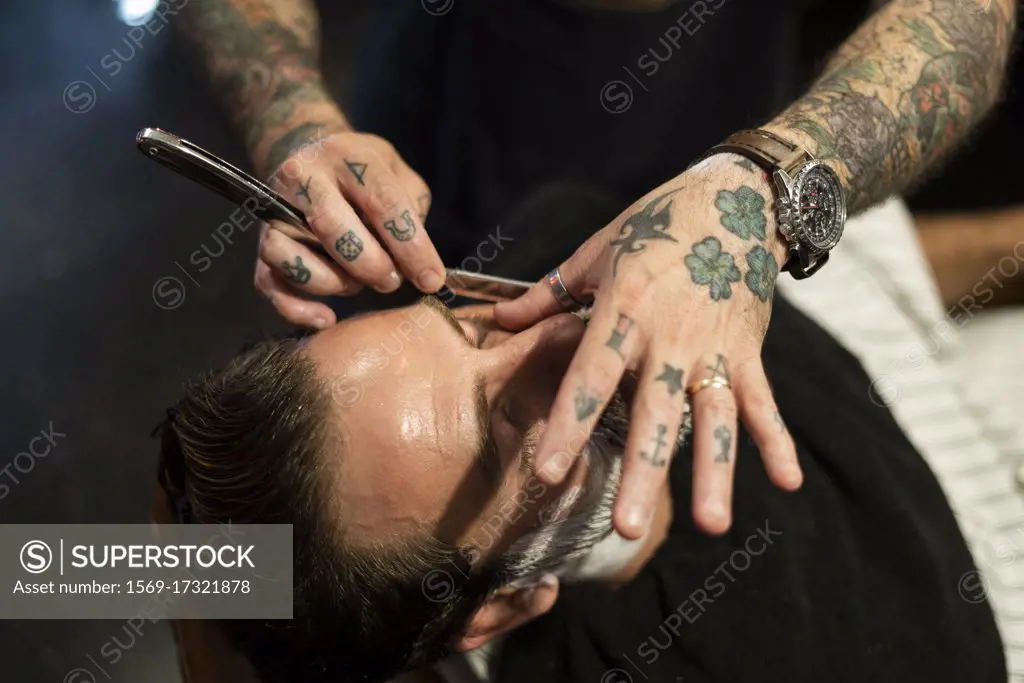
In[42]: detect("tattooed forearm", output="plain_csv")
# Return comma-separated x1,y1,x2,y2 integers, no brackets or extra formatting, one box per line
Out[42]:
178,0,349,173
640,424,670,467
765,0,1015,214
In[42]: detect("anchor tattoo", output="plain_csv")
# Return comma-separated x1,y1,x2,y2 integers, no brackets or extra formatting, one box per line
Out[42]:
640,424,670,467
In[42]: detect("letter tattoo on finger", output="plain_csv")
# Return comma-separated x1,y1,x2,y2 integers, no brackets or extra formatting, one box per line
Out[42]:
345,159,367,186
296,176,313,204
707,354,730,381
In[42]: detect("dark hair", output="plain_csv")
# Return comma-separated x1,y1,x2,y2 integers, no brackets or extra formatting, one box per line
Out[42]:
158,336,509,682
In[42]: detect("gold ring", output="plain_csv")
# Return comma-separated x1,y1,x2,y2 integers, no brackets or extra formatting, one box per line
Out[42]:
686,376,732,396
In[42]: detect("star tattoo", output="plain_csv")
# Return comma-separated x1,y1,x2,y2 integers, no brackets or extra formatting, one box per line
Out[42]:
655,364,684,396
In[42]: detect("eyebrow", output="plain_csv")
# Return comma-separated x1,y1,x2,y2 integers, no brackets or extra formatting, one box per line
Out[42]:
418,296,503,494
420,295,472,346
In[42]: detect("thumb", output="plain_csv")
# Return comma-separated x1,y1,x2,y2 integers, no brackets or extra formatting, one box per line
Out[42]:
494,236,604,331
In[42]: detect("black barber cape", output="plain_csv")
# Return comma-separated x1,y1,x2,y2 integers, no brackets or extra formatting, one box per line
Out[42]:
494,295,1006,683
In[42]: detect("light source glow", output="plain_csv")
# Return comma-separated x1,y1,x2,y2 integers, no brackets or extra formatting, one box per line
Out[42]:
117,0,160,27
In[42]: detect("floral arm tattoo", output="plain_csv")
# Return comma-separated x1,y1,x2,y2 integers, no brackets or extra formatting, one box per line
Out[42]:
178,0,351,175
764,0,1015,214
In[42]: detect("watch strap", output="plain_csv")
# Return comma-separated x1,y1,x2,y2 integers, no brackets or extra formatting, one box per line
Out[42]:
708,129,812,176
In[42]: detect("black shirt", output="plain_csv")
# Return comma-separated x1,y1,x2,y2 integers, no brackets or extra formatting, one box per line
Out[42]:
346,0,847,265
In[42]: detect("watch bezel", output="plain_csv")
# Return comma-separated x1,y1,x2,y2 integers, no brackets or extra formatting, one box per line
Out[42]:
788,160,846,254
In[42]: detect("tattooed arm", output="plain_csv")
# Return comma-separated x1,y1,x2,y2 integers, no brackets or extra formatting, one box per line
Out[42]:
178,0,349,176
490,2,1016,542
178,0,447,328
764,0,1016,214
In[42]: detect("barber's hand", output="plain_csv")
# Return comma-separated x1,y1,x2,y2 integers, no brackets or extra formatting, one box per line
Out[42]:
495,154,803,539
253,129,446,328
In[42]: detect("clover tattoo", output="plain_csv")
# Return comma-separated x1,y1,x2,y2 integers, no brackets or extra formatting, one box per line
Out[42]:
715,185,767,241
744,245,779,302
684,237,741,301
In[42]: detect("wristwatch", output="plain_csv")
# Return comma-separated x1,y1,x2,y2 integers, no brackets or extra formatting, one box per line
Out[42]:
706,129,847,279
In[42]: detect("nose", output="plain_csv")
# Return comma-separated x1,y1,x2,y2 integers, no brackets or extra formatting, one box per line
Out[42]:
483,312,585,397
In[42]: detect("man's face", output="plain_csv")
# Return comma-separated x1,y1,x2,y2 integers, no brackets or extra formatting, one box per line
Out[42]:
305,297,624,574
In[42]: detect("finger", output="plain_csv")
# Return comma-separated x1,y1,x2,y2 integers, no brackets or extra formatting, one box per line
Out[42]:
733,356,802,491
253,261,337,330
389,160,433,225
689,352,738,536
333,151,446,293
533,295,639,486
613,353,689,540
493,235,604,331
261,228,364,297
280,171,404,293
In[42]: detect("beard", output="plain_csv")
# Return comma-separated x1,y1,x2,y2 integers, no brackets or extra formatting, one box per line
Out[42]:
496,385,688,588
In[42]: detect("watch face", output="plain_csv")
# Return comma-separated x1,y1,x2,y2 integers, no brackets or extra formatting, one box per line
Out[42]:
792,162,846,252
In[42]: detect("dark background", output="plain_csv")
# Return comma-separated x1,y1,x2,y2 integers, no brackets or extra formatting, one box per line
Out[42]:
0,1,1018,682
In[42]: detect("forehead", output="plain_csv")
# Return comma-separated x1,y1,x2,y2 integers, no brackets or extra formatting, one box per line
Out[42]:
303,303,488,542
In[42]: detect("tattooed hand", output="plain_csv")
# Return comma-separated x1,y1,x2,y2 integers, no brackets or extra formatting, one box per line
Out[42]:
494,154,802,538
253,127,445,328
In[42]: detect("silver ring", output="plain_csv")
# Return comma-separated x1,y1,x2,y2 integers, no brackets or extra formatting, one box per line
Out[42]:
546,268,584,310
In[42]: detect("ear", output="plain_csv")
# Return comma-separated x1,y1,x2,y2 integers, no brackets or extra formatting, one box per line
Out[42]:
451,574,559,652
